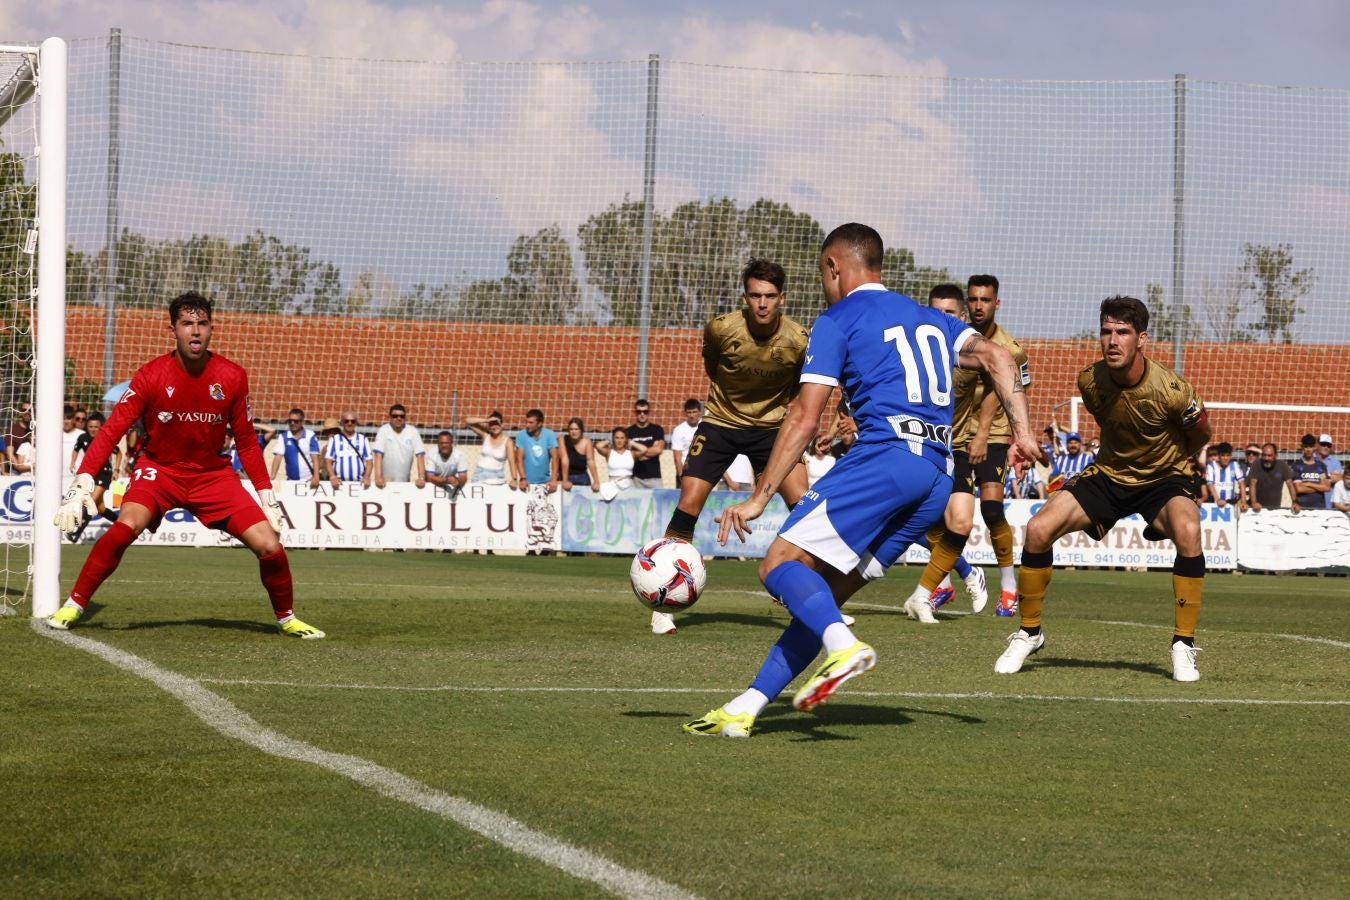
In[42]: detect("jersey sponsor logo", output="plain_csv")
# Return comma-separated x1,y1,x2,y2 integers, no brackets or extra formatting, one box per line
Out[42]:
166,386,175,397
119,388,136,404
887,414,952,446
209,383,225,401
161,411,226,424
158,411,173,423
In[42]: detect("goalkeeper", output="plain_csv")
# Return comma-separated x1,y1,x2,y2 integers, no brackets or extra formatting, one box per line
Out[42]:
45,291,324,639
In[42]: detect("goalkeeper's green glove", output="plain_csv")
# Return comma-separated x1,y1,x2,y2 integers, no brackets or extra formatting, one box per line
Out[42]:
54,473,97,536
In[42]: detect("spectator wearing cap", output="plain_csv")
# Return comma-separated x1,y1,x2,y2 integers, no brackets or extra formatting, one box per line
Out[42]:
1316,433,1342,476
1241,443,1261,480
1204,442,1246,509
270,407,322,489
1290,433,1331,510
1051,431,1094,483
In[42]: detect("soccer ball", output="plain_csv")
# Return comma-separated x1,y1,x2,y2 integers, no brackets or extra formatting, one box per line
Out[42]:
630,538,706,611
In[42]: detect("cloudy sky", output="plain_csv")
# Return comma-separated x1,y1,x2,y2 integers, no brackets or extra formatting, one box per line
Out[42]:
8,0,1349,86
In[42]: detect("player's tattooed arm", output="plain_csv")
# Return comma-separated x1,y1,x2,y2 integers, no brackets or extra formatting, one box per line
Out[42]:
959,334,1040,463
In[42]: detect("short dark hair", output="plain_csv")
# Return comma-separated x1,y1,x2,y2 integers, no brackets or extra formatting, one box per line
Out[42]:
1301,433,1317,448
683,398,702,411
437,430,453,440
967,274,999,294
633,399,650,410
821,223,884,271
86,411,106,425
741,258,786,293
63,404,75,418
169,291,212,323
928,283,966,306
1262,442,1278,453
526,408,545,421
1099,295,1149,333
389,403,407,415
1215,442,1233,455
487,409,503,423
289,407,304,418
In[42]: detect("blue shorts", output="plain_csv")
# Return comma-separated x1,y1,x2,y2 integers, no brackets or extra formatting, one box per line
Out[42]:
779,441,952,579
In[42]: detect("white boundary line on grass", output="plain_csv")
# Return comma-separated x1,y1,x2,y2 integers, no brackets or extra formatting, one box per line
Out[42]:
1095,619,1350,650
31,622,697,900
194,677,1350,707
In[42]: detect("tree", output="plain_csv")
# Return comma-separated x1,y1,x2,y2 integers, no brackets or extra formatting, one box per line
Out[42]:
881,246,951,305
457,226,585,325
1242,242,1312,344
1145,280,1199,342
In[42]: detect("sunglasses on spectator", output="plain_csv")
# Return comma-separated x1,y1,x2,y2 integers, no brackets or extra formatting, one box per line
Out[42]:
341,418,357,424
390,413,406,418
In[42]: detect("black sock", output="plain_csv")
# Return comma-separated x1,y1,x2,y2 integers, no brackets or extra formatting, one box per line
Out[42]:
1173,634,1194,647
1022,625,1041,636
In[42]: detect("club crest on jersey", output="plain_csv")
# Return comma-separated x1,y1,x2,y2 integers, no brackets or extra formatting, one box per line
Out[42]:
158,411,173,423
166,386,175,397
210,383,225,401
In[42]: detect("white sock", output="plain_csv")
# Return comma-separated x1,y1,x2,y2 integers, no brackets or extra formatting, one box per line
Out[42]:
822,622,855,653
63,598,83,609
724,688,770,717
1000,566,1016,593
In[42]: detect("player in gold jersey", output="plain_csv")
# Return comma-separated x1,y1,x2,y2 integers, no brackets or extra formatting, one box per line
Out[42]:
652,258,811,635
994,295,1212,682
903,275,1030,623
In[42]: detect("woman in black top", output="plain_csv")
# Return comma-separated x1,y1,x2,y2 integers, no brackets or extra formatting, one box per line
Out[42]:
562,417,600,492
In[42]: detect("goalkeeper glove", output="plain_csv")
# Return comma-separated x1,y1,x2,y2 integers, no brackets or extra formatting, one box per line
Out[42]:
54,473,98,536
258,489,286,536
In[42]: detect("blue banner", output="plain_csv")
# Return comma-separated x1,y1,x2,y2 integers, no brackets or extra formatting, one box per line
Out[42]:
561,487,790,557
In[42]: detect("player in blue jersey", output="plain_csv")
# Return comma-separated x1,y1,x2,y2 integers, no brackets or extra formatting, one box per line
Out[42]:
683,224,1041,737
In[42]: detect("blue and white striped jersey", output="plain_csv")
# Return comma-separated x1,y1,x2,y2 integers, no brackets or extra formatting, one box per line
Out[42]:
324,430,372,481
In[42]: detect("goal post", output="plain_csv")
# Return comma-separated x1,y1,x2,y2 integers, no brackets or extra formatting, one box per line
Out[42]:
0,38,65,619
32,37,66,619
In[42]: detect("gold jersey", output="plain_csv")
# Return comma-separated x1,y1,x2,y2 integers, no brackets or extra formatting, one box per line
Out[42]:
702,309,810,430
951,323,1031,447
1078,356,1205,485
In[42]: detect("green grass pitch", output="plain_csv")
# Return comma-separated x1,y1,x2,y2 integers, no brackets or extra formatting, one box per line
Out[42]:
3,547,1347,897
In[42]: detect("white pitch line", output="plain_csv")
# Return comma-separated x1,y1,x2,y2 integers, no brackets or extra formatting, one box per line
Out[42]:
1096,619,1350,649
195,677,1350,707
31,622,696,900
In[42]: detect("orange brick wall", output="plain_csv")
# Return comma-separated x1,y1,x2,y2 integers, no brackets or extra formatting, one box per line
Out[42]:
64,306,1349,452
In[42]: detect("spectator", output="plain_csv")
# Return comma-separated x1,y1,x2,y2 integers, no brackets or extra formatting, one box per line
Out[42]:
1331,468,1350,515
561,417,600,492
804,434,836,488
6,401,31,469
372,403,426,489
68,412,120,541
323,412,372,489
465,411,513,486
1316,433,1342,476
1050,431,1093,487
1241,443,1261,479
269,407,321,489
596,427,635,491
669,398,703,484
625,399,666,489
61,405,86,475
1248,442,1297,512
512,408,560,493
721,454,754,491
425,430,469,495
1006,455,1046,499
1204,442,1246,509
1290,433,1331,510
13,430,33,474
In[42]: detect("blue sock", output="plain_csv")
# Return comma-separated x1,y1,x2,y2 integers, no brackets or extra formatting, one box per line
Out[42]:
762,560,842,637
748,618,821,701
954,555,972,579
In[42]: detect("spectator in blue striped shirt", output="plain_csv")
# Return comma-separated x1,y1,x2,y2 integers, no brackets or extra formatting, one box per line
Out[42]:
1204,442,1246,509
323,411,372,489
1051,431,1094,483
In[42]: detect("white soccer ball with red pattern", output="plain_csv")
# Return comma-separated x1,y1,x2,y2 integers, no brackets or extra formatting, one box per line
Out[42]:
630,538,706,611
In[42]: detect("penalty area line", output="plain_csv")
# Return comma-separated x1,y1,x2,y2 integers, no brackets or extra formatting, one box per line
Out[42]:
31,622,696,900
195,677,1350,707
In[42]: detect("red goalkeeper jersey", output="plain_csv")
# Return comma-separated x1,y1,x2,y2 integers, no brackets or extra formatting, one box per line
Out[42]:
78,351,272,489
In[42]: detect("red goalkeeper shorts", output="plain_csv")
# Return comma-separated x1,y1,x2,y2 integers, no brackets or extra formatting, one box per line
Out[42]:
122,461,266,534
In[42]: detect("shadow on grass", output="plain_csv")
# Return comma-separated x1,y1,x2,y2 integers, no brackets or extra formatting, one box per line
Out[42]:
1030,656,1169,677
622,702,984,741
106,617,275,634
671,611,784,631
